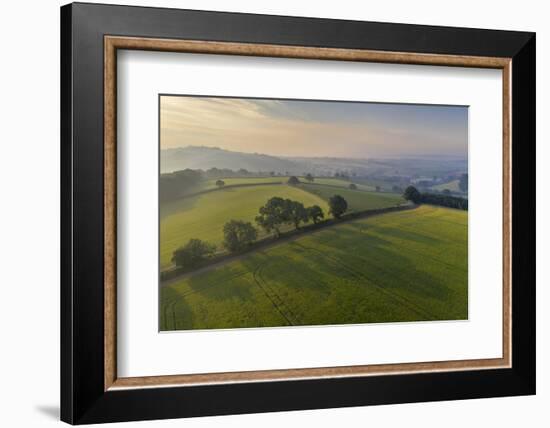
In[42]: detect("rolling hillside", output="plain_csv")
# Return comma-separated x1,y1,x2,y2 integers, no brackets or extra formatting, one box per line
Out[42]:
299,183,404,212
161,205,468,330
160,146,468,179
160,183,329,269
160,177,406,270
161,146,301,174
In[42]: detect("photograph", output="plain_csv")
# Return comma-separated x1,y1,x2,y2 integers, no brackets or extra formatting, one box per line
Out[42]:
159,95,469,331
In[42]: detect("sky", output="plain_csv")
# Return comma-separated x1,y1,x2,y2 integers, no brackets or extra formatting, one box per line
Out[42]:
160,95,468,158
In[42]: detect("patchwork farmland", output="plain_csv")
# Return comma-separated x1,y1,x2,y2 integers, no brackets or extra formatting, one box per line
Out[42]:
159,176,467,330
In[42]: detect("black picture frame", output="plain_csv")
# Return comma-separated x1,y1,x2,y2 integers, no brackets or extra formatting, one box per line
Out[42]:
61,2,535,424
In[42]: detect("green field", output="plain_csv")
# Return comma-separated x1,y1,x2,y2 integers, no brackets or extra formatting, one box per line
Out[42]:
160,177,407,269
432,179,462,193
299,183,405,212
161,205,468,330
205,176,372,191
172,176,285,198
205,176,284,188
307,177,375,191
160,184,329,269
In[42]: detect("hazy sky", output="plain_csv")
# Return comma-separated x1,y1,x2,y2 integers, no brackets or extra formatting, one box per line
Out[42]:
160,96,468,158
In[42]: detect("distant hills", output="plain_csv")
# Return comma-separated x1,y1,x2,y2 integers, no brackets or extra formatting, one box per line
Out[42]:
161,145,467,179
161,146,300,174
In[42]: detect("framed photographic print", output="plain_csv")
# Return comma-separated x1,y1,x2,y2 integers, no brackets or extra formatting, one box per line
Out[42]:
60,2,536,424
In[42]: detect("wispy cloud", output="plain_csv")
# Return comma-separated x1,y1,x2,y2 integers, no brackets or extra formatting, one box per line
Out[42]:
160,96,468,158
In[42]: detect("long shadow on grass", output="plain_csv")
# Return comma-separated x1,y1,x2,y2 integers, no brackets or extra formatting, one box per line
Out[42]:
364,223,443,246
185,265,255,302
160,286,194,331
160,193,201,220
273,223,467,319
171,218,468,325
313,224,467,315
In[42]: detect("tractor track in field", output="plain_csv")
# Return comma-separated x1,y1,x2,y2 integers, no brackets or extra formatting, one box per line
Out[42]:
258,265,302,325
358,229,468,275
161,300,178,330
177,270,250,298
163,261,301,328
251,261,298,326
161,270,250,330
292,242,436,320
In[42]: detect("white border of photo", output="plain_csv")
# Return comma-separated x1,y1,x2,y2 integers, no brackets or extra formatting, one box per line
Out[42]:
116,50,502,378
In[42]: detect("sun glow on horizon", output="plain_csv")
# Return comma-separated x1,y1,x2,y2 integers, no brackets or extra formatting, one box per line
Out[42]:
160,96,468,158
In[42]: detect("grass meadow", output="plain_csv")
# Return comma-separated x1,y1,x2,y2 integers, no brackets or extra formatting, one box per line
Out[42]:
160,177,404,269
160,204,468,330
300,183,404,212
431,179,462,193
160,183,329,269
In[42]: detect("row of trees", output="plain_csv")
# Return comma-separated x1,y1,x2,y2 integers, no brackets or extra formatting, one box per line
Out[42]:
161,169,307,203
161,169,386,204
403,185,468,210
255,197,326,237
171,194,349,269
160,169,203,203
216,174,314,189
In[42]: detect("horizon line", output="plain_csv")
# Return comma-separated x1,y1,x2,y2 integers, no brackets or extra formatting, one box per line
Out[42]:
161,145,468,161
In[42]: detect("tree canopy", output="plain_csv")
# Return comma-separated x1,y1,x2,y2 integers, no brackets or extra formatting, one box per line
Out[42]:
171,239,215,269
305,173,314,182
223,220,258,252
287,176,300,185
328,195,348,219
255,197,290,237
348,183,357,190
419,192,468,210
403,185,467,210
160,169,203,203
403,185,421,203
287,200,309,229
307,205,324,224
215,179,225,188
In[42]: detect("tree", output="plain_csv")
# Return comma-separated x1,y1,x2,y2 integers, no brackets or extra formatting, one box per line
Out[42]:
305,173,314,182
160,169,203,203
328,195,348,219
287,200,309,229
172,239,215,269
459,173,468,192
418,192,468,210
215,179,225,188
348,183,357,190
223,220,257,252
375,185,381,192
287,176,300,185
307,205,324,224
255,197,291,237
403,185,421,203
